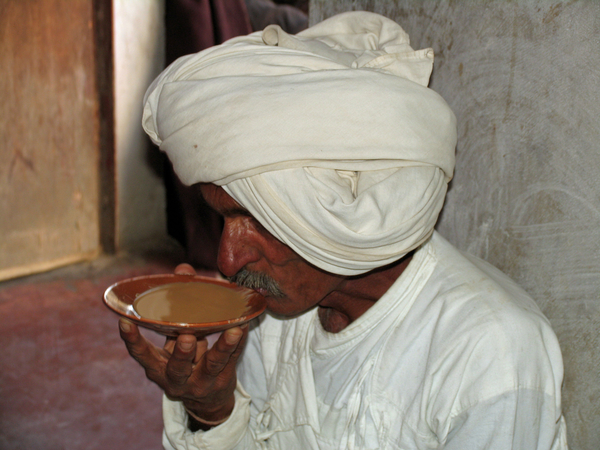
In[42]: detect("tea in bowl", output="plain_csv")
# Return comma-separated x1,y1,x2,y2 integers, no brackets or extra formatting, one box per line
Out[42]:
103,274,266,337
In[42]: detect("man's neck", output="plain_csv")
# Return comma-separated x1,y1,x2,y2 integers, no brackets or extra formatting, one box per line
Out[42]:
317,253,413,333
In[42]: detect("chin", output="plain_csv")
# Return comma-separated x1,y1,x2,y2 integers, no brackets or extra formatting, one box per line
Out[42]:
265,298,308,319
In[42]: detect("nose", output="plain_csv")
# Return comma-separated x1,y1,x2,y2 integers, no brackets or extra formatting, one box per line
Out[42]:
217,216,262,277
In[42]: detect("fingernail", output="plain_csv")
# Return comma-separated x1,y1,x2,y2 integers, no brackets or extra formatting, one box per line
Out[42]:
119,320,131,332
179,340,194,351
225,329,242,345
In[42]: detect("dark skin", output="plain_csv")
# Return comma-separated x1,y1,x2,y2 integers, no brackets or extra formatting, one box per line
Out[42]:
120,183,411,426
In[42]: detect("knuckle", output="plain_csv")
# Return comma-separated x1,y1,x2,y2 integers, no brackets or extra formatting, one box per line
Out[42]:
166,358,193,382
124,339,149,361
204,356,227,376
144,367,163,385
166,385,182,397
166,369,187,384
128,348,146,362
163,385,183,399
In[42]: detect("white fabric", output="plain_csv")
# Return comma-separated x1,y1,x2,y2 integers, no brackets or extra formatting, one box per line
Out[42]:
162,233,568,449
142,11,457,275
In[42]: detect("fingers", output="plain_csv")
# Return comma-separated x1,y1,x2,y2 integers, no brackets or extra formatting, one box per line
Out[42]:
120,319,246,420
164,337,176,354
194,340,207,364
165,336,195,385
119,318,153,363
165,335,207,385
164,336,207,364
175,263,196,275
201,326,246,377
119,318,167,384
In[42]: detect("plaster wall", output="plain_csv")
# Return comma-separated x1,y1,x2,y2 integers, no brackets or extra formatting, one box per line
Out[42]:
114,0,167,249
310,2,600,449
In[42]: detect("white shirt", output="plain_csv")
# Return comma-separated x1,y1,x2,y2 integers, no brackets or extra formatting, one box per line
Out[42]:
162,232,568,449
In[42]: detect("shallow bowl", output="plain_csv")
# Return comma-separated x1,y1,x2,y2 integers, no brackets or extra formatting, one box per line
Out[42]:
103,273,266,337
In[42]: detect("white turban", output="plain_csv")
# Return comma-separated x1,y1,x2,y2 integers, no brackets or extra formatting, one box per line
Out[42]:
143,11,457,276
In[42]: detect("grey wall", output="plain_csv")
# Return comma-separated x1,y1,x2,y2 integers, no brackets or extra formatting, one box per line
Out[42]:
114,0,167,250
311,2,599,449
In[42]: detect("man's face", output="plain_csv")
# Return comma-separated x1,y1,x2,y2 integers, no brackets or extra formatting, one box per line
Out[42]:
199,184,345,317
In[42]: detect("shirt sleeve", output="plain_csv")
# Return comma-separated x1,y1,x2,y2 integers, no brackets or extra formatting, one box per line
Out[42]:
440,389,568,450
161,381,259,450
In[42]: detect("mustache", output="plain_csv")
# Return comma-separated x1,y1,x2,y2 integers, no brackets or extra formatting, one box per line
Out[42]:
227,269,285,298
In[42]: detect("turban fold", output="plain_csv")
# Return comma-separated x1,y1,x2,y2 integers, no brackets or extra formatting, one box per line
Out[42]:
143,11,457,275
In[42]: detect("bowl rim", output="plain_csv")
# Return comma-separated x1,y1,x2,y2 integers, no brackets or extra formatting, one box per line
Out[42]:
103,273,266,330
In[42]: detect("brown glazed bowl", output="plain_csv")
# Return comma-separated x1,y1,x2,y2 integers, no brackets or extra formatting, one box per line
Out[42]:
103,274,266,337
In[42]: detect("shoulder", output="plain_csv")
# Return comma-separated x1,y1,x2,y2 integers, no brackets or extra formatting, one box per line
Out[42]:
372,233,564,422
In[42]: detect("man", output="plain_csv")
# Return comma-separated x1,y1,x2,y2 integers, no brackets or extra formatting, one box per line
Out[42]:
120,11,568,449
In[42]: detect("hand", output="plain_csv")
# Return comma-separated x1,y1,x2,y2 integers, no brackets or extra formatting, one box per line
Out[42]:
119,263,248,426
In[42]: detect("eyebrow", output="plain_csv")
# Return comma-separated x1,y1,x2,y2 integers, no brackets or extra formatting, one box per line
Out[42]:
198,184,251,217
223,206,252,216
207,201,252,218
